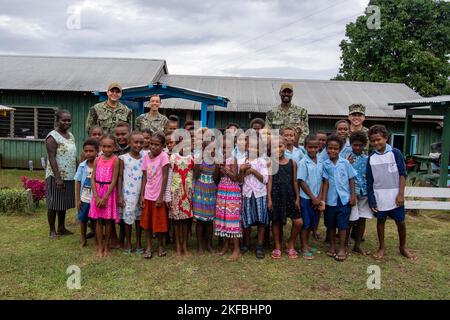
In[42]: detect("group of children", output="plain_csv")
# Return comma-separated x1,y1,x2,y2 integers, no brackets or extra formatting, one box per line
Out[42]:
74,116,417,262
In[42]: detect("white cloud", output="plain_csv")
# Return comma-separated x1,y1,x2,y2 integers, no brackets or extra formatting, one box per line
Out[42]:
0,0,371,79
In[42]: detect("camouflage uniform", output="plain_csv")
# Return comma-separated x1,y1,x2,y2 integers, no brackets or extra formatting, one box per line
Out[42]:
266,104,309,144
135,112,169,135
348,104,369,153
86,101,132,135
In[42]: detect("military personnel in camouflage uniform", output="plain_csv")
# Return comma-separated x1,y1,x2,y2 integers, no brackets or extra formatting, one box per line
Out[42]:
265,83,309,145
348,103,369,135
86,82,132,135
135,94,168,134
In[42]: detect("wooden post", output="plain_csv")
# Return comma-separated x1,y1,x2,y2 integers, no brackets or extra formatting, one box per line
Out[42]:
404,113,413,156
207,105,215,129
438,107,450,187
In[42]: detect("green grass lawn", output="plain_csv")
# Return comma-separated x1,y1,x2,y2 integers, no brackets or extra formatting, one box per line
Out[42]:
0,169,449,300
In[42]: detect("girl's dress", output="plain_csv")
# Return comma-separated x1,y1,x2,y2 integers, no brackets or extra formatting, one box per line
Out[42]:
193,161,217,222
89,155,119,222
214,158,242,238
119,153,143,225
170,153,194,220
270,159,300,225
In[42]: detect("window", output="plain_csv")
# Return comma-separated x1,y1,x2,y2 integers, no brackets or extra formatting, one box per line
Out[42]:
391,133,417,155
0,107,56,139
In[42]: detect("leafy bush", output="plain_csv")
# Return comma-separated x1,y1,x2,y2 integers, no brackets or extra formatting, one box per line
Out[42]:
0,188,31,214
21,176,46,202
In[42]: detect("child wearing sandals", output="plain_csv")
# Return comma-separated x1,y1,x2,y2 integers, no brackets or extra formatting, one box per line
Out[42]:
298,134,325,260
321,134,356,262
140,132,170,259
267,137,302,259
215,135,242,261
346,131,373,256
117,131,145,255
168,134,194,256
239,137,269,259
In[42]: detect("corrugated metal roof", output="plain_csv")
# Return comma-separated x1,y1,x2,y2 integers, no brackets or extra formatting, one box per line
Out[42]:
389,95,450,107
158,74,422,118
0,55,168,92
0,105,15,111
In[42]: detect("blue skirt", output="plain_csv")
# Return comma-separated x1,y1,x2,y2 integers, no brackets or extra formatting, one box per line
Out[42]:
242,194,269,228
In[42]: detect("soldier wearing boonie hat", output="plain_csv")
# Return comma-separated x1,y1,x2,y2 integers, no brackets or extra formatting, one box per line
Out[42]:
265,83,309,145
86,82,132,135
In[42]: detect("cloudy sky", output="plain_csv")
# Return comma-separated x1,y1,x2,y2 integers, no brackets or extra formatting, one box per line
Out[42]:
0,0,370,79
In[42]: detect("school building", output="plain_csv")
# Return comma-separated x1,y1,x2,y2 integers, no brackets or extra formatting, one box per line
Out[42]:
0,55,441,169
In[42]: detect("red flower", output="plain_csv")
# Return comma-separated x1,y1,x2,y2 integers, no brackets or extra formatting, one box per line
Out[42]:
21,176,46,201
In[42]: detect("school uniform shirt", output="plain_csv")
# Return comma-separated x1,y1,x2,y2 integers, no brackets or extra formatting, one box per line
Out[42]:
297,154,323,199
349,152,368,197
319,140,352,162
366,144,407,211
241,157,269,198
74,160,93,203
232,146,247,162
285,146,304,169
317,148,328,163
322,157,356,206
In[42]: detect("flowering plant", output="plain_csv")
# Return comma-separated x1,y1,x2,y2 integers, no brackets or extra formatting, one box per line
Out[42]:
21,176,46,202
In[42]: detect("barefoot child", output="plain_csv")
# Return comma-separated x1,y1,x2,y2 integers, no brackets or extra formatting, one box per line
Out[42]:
321,134,356,262
169,135,194,256
165,133,175,244
118,132,145,255
75,139,99,248
140,132,170,259
239,138,269,259
346,131,373,255
298,134,324,259
268,137,302,259
193,131,219,255
367,125,417,261
88,135,120,258
215,136,242,261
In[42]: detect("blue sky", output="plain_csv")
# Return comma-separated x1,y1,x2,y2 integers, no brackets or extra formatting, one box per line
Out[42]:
0,0,370,79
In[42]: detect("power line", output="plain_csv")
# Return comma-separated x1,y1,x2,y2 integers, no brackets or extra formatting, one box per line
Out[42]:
198,0,350,67
213,12,360,70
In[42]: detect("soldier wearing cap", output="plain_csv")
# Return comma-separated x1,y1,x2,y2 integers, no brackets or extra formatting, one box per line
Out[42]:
135,94,169,135
265,83,309,145
86,82,132,135
348,103,369,135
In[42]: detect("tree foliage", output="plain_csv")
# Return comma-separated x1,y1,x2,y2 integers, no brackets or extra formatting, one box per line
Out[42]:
335,0,450,97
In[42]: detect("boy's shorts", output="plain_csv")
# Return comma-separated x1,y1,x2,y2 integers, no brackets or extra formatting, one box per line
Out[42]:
77,202,90,223
374,206,405,222
140,199,168,232
350,196,374,221
300,198,318,230
324,199,351,230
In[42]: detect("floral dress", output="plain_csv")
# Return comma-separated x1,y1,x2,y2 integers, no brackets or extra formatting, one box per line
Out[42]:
169,153,194,220
119,153,144,225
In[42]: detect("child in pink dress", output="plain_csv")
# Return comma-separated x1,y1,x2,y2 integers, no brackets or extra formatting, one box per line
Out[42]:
89,134,120,258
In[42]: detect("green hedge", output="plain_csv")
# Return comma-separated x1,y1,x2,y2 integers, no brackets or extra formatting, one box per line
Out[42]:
0,188,32,214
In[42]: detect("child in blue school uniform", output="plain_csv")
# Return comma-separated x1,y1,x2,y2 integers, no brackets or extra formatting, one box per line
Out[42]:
321,134,356,262
366,125,417,261
283,127,305,168
74,138,99,248
298,134,325,260
346,131,373,255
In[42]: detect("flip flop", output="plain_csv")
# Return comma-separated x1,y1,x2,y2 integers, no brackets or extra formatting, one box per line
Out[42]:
123,249,132,256
309,247,319,254
135,248,145,255
335,254,347,262
271,249,282,259
302,251,314,260
326,251,337,258
143,251,152,259
158,250,167,257
285,248,299,259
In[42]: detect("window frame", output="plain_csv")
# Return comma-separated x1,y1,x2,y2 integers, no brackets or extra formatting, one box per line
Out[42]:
391,132,417,155
0,106,57,141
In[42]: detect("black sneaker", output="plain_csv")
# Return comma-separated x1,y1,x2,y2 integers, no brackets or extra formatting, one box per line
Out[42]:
255,245,265,259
